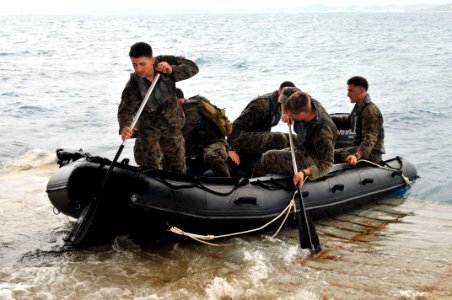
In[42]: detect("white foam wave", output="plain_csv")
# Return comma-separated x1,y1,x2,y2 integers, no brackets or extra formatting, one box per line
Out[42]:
0,289,14,300
398,289,426,299
242,249,270,286
205,277,243,300
0,149,56,173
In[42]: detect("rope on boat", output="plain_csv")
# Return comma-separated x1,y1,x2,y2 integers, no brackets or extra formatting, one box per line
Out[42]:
168,193,298,246
169,159,411,246
359,159,411,184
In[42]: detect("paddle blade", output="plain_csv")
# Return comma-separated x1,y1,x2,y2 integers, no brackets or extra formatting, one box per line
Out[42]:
297,210,321,253
65,201,97,246
66,144,125,246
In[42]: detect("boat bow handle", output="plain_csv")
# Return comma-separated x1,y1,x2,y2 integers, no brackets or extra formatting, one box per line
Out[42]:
234,197,257,206
332,184,345,193
391,170,403,177
361,178,374,185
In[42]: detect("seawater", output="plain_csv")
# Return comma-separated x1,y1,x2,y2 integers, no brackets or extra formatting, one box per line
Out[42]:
0,13,451,299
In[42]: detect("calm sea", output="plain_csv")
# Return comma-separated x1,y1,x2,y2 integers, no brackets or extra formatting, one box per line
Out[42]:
0,13,451,299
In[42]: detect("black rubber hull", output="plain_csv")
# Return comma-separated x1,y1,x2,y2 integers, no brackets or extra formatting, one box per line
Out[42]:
46,151,418,242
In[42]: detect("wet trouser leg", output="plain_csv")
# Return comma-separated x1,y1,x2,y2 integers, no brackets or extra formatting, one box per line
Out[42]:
252,148,315,177
160,127,186,173
203,142,230,177
134,129,162,169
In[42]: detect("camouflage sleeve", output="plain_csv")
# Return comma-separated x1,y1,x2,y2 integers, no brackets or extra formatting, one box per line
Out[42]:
117,78,141,133
156,55,199,82
357,105,382,158
307,126,335,180
331,114,351,130
278,87,301,106
228,99,269,148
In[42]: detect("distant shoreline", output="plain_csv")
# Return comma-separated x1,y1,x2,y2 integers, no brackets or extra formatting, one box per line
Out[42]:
1,3,451,15
1,11,452,17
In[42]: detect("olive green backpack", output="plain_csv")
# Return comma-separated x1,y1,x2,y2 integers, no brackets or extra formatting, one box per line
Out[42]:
188,95,233,137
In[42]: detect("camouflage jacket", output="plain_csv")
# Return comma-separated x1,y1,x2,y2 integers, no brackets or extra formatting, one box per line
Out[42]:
282,88,337,180
229,91,281,149
331,94,385,157
117,55,199,134
182,95,228,156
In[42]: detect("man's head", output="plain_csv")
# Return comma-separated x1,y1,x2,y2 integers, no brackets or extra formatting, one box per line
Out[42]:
129,42,153,58
347,76,368,104
285,91,314,122
176,88,185,103
278,81,296,95
129,42,155,79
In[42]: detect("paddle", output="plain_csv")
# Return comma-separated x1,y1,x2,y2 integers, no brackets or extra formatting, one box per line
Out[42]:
67,73,161,246
287,123,321,254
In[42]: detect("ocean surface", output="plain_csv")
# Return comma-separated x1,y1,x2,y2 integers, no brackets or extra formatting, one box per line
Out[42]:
1,13,451,299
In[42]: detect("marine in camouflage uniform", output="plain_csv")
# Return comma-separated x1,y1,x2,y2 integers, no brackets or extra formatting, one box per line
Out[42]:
228,82,296,176
253,87,337,180
118,49,198,172
228,82,295,155
181,94,231,177
332,76,385,164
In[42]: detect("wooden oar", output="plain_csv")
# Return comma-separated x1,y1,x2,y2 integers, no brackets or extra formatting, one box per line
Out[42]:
287,123,321,253
67,73,161,246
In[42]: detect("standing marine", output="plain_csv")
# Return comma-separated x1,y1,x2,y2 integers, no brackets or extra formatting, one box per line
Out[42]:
118,42,199,172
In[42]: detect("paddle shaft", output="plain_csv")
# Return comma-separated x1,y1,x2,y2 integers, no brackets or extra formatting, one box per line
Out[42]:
95,73,162,196
68,73,161,245
126,73,161,143
287,123,318,253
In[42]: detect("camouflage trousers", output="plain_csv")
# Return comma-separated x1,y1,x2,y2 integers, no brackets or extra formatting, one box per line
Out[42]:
134,127,186,173
203,142,230,177
233,131,290,154
252,148,315,177
334,146,382,164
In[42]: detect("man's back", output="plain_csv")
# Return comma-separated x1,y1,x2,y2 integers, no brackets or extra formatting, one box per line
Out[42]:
354,101,385,155
182,97,226,156
230,92,277,133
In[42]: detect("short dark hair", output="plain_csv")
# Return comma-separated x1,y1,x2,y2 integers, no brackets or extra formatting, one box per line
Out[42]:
347,76,368,91
279,81,296,90
129,42,153,58
285,91,311,114
175,88,184,99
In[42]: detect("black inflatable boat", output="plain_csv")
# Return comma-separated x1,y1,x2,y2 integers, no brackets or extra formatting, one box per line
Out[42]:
46,148,418,244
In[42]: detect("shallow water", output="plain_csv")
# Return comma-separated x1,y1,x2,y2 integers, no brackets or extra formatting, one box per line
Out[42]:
0,151,451,299
1,12,452,299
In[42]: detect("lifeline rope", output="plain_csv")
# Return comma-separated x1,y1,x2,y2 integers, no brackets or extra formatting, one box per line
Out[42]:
169,160,411,246
358,159,412,184
168,193,298,246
